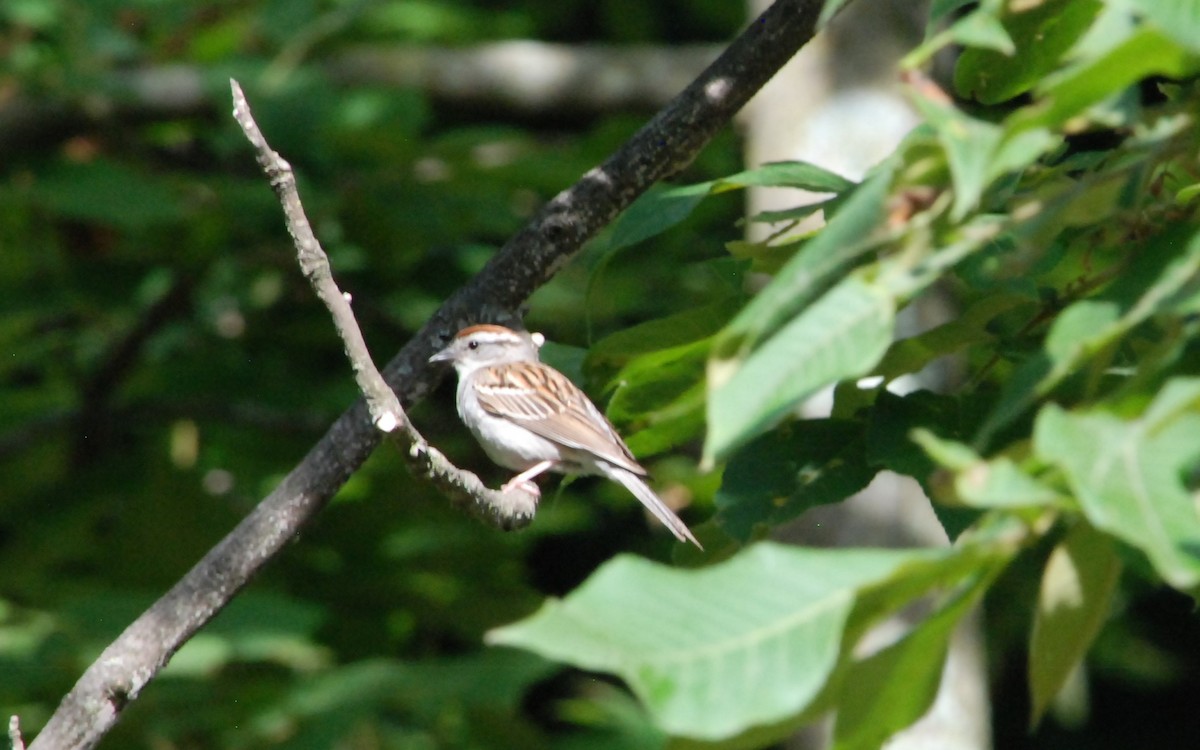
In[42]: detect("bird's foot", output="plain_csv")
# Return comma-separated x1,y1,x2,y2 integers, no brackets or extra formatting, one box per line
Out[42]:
501,477,541,497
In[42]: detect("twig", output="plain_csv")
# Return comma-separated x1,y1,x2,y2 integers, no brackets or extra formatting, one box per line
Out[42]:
28,2,827,747
229,79,539,527
9,716,25,750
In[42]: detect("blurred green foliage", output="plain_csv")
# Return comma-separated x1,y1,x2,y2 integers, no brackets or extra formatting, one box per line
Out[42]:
5,1,1200,749
1,0,740,747
495,0,1200,746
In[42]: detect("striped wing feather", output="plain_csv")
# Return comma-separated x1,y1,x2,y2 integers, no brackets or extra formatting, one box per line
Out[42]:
474,362,645,475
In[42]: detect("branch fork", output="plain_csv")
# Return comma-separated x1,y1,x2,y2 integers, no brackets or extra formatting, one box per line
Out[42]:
231,79,539,527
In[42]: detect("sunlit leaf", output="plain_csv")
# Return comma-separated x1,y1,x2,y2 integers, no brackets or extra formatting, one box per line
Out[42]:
1013,26,1200,132
949,8,1016,54
1122,0,1200,53
167,592,329,676
955,457,1065,510
833,580,982,750
588,300,738,368
911,92,1057,221
954,0,1103,104
1034,381,1200,588
706,275,895,465
488,543,952,741
709,167,893,377
712,160,855,194
1028,522,1121,726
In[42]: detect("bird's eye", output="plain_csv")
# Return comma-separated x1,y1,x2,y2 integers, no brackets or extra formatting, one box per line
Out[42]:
467,341,479,350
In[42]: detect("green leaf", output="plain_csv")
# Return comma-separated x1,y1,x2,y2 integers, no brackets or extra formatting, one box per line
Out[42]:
874,293,1026,382
606,182,713,253
166,592,328,676
1028,522,1121,726
1121,0,1200,53
726,236,809,275
954,0,1103,104
866,390,968,482
1013,26,1200,132
715,420,875,542
910,429,981,473
950,8,1016,55
1033,380,1200,589
606,339,710,457
1042,299,1121,363
587,304,738,457
588,300,739,369
906,3,1013,68
747,202,828,227
911,93,1058,222
977,224,1200,445
866,391,986,538
259,650,555,741
930,0,982,26
710,167,893,376
557,684,668,750
956,456,1066,510
1176,182,1200,206
712,161,855,195
705,275,895,465
915,419,1065,510
833,580,982,750
487,543,945,741
601,161,855,256
990,126,1062,183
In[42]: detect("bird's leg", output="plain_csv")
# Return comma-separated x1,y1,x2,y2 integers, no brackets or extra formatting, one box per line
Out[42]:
501,460,554,494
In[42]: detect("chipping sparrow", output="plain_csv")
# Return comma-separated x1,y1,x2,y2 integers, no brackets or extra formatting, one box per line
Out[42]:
430,324,701,547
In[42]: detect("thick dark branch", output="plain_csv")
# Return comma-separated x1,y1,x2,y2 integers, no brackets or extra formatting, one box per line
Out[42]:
403,0,824,354
29,2,827,748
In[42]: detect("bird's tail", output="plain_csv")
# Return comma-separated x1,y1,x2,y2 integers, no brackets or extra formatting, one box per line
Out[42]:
601,464,702,549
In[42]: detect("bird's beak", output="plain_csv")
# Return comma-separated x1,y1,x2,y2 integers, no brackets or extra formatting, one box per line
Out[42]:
429,346,454,364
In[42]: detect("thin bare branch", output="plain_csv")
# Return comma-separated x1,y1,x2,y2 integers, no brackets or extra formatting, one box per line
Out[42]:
10,716,26,750
229,78,538,528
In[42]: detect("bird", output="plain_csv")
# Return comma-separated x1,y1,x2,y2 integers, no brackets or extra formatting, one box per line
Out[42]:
429,324,701,547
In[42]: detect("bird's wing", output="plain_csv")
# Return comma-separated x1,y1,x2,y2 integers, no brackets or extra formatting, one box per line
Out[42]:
473,362,646,475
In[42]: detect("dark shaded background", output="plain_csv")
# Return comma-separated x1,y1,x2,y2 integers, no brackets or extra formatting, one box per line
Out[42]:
2,1,1197,748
